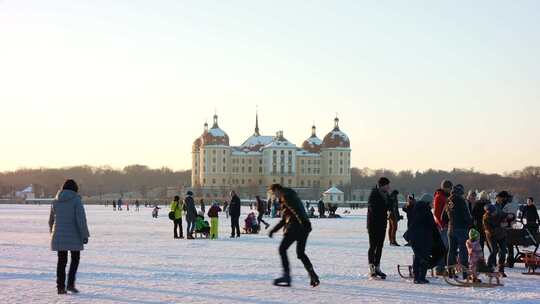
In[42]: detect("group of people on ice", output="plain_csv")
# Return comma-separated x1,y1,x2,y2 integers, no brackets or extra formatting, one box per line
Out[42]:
47,176,538,295
369,177,539,284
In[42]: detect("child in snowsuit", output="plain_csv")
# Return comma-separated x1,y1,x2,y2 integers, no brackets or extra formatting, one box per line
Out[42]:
195,211,210,237
207,203,222,239
466,228,484,282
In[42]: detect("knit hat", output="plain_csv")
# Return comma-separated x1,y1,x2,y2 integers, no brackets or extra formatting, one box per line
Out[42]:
484,204,496,214
378,177,390,187
451,184,465,196
469,228,480,241
186,190,194,196
496,191,509,199
441,179,453,190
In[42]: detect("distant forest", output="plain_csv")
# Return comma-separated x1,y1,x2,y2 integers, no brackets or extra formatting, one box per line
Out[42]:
0,165,539,201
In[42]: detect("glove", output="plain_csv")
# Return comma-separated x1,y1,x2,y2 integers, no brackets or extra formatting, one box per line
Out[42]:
399,216,404,220
83,238,88,244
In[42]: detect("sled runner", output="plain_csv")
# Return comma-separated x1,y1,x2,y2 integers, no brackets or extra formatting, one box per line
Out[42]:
397,264,434,279
443,265,503,288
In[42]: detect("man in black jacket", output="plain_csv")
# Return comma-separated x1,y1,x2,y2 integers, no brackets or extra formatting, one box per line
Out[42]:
268,184,319,287
229,190,241,238
367,177,391,279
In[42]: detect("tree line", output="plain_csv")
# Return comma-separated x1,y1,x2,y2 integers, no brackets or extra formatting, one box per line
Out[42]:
0,165,538,201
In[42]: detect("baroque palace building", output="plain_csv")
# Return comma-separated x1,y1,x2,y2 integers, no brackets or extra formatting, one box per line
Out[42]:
191,113,351,200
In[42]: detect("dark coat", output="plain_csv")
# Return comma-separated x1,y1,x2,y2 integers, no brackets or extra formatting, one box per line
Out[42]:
446,194,472,232
522,204,540,226
256,198,266,214
407,200,436,249
48,190,90,251
184,196,197,221
207,204,222,218
483,212,506,241
229,194,241,217
367,186,389,231
270,187,311,235
402,201,415,229
471,199,489,233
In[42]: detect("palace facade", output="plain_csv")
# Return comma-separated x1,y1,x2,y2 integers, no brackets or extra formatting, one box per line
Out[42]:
191,113,351,200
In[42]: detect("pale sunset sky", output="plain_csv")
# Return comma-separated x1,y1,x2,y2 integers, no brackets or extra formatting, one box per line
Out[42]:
1,1,539,173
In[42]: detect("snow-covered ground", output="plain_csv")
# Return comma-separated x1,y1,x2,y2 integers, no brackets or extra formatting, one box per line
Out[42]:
1,205,539,304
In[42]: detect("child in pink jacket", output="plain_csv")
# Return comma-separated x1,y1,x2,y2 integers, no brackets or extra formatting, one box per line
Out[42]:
466,228,484,282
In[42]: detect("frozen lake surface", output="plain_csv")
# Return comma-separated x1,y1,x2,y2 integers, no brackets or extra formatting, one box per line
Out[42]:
0,204,539,304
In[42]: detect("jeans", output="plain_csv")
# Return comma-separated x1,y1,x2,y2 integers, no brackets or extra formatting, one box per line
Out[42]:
279,230,314,275
186,219,195,235
447,228,469,269
487,236,507,271
57,251,80,289
257,212,269,227
436,228,449,272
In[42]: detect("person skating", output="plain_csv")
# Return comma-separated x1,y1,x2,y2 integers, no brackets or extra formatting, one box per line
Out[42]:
207,202,222,239
388,190,402,246
229,190,241,238
135,200,140,212
433,179,453,276
268,183,319,287
112,200,117,211
446,184,473,279
184,191,197,239
170,196,184,239
406,194,436,284
200,198,206,214
367,177,391,280
256,195,270,229
48,179,90,295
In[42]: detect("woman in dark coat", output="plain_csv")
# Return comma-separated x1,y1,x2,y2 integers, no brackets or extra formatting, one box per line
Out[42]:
48,179,90,294
406,194,437,284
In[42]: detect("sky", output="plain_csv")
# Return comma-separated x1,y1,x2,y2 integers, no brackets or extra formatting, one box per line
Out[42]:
1,0,539,174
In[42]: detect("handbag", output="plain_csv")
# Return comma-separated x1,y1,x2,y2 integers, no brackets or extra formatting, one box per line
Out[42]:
169,202,178,220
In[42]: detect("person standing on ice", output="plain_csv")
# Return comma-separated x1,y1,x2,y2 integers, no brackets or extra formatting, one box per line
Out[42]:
445,184,472,279
256,195,270,229
170,195,184,239
387,190,402,246
367,177,391,280
433,179,453,276
229,190,241,238
268,183,319,287
406,193,436,284
207,202,222,239
48,179,90,295
184,191,198,239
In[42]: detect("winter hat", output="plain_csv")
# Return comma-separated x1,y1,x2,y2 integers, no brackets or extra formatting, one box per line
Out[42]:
496,191,509,199
418,193,434,203
441,179,453,190
378,177,390,187
484,204,496,214
186,190,194,196
469,228,480,241
479,191,489,201
451,184,465,196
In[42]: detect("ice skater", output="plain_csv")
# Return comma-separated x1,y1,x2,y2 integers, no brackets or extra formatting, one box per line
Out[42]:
268,184,319,288
256,195,270,229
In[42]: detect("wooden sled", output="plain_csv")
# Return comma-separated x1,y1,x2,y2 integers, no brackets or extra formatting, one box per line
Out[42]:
522,253,540,275
397,264,434,279
444,265,503,288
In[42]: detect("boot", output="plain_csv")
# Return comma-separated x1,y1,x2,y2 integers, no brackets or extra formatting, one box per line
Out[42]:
66,286,79,293
273,273,291,287
308,268,320,287
57,288,67,295
368,264,377,279
375,265,387,280
498,264,507,277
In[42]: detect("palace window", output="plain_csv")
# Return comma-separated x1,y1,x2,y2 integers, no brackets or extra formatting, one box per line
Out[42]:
248,167,252,173
259,167,262,173
212,178,216,184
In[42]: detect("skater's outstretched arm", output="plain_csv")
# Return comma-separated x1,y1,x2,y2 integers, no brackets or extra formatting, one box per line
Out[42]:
268,219,285,238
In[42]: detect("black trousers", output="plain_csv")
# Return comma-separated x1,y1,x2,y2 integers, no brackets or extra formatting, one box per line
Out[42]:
368,227,386,266
231,216,240,237
279,230,313,275
257,212,268,226
57,251,80,289
173,219,183,238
